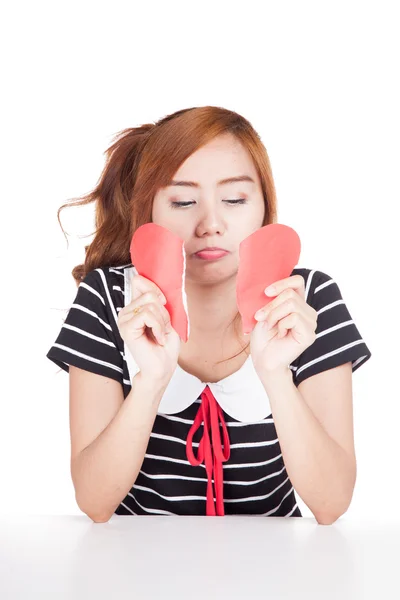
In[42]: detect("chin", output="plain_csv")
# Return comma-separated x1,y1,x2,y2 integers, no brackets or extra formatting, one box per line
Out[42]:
185,262,238,285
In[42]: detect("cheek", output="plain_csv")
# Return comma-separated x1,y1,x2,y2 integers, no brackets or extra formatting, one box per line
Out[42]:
237,222,263,245
151,203,183,235
242,203,266,231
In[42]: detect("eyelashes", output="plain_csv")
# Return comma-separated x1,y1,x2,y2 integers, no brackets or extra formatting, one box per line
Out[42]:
169,199,248,209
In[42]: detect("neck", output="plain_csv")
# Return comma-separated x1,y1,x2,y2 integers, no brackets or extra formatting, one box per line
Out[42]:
184,276,242,340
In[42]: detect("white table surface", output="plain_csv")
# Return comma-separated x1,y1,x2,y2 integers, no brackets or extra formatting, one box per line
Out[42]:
0,514,398,599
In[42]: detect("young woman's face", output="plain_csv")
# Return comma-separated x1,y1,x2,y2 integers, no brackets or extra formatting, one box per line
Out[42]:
152,133,266,284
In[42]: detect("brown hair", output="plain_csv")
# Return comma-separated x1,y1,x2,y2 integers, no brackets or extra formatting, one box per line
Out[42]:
56,105,278,364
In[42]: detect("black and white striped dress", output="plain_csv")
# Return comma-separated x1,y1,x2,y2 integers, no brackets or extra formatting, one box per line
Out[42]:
46,263,372,517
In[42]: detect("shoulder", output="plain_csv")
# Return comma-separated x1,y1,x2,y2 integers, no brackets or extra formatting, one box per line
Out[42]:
82,262,133,288
81,262,131,285
79,262,133,310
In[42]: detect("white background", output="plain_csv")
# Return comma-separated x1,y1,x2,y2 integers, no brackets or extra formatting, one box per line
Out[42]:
1,1,396,519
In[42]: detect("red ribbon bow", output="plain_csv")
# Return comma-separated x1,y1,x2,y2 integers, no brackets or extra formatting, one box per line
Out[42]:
186,385,231,515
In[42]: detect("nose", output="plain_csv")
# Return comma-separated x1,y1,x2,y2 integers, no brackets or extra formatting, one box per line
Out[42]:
194,204,225,237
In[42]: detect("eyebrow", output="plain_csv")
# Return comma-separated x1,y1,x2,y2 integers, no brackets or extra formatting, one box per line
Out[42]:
166,175,256,188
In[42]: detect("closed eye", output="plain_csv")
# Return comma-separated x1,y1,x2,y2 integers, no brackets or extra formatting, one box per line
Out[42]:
170,199,247,209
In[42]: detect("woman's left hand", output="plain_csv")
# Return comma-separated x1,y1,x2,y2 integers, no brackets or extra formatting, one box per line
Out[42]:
249,275,318,376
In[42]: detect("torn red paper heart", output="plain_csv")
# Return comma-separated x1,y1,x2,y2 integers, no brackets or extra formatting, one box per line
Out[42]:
130,223,190,342
236,224,301,335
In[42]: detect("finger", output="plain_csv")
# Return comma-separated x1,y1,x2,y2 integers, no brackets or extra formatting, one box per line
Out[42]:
266,275,305,299
119,299,170,335
257,290,290,320
119,299,163,326
129,305,167,346
139,302,172,330
125,291,166,315
130,273,140,302
131,273,166,303
260,295,299,325
128,290,171,333
277,326,288,339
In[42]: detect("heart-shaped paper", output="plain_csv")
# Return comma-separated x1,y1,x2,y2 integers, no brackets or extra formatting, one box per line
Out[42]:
130,223,190,342
236,224,301,335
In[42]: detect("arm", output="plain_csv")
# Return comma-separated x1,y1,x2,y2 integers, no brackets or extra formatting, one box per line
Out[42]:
260,367,357,525
72,373,169,522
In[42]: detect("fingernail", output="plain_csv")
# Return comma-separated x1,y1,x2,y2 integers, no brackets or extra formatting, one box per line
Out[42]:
265,286,276,296
254,310,263,320
159,294,167,304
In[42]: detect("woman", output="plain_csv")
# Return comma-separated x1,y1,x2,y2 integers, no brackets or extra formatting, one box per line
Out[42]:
46,105,372,523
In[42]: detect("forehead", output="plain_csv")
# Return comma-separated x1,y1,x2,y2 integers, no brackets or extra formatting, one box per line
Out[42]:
168,135,258,188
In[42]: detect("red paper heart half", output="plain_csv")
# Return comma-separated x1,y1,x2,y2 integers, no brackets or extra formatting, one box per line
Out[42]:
130,223,190,342
236,223,301,335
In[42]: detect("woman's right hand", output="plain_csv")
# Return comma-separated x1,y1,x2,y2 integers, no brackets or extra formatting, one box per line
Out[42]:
117,273,181,383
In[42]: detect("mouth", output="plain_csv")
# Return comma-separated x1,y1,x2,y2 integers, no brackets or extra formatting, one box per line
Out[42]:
193,249,230,260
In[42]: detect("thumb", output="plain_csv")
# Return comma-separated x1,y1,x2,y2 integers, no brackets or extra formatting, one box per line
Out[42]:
130,273,141,302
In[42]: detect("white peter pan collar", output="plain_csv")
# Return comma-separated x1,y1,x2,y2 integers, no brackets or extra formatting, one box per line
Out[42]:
123,267,272,423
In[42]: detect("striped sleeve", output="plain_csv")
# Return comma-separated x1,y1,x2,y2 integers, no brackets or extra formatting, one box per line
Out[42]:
46,269,124,385
292,269,372,387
